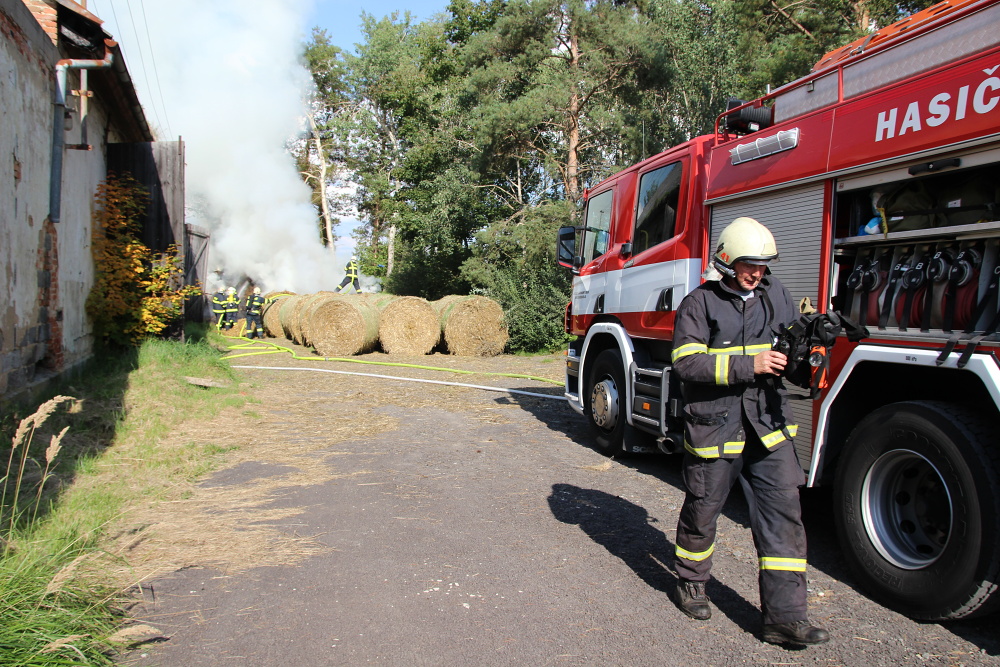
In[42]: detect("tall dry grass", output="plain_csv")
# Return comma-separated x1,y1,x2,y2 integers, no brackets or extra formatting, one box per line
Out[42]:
0,329,249,665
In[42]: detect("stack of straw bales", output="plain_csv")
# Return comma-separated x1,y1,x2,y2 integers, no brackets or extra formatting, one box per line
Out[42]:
259,292,508,357
261,292,292,337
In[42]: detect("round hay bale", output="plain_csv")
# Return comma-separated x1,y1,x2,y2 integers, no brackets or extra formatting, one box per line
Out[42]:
288,294,322,344
377,296,440,355
362,293,397,309
262,295,290,337
278,295,306,340
309,297,381,356
299,292,341,346
432,295,509,356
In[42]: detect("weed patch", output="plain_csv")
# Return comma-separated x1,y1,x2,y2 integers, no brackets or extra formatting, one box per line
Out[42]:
0,333,247,664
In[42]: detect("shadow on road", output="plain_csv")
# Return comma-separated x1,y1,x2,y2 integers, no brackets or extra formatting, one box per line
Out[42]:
510,392,1000,653
546,483,762,635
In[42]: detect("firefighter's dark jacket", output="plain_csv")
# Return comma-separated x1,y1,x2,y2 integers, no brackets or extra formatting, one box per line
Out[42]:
670,274,798,459
245,294,265,315
211,292,226,314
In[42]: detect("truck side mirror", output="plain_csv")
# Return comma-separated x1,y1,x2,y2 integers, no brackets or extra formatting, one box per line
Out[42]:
557,226,579,270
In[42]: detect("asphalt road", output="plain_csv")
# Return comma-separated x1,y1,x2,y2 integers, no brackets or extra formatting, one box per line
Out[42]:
123,355,1000,666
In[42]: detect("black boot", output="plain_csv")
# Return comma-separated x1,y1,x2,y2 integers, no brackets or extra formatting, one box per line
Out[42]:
672,579,711,620
762,620,830,646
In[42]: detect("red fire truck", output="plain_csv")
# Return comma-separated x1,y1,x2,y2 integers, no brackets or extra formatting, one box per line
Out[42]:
557,0,1000,620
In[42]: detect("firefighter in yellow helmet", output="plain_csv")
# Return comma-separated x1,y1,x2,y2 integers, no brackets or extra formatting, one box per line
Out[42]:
669,217,829,646
222,286,239,330
244,286,266,339
336,255,360,294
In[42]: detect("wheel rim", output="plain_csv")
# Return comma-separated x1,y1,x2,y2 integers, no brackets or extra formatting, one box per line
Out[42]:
590,376,619,431
861,448,953,570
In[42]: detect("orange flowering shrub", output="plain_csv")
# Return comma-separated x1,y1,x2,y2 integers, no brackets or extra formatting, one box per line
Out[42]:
86,174,201,346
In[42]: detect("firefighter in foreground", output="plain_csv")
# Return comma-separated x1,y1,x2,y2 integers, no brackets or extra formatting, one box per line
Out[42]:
244,286,266,339
669,217,829,646
337,255,360,293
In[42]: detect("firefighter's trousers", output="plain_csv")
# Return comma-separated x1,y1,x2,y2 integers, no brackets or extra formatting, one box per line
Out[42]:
337,276,359,293
245,314,263,338
674,427,808,625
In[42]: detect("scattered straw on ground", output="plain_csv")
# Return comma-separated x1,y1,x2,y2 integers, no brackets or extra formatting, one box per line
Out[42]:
96,352,562,589
99,380,399,588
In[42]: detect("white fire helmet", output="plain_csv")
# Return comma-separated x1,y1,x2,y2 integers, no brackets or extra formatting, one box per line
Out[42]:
253,287,261,295
713,217,778,278
226,286,236,295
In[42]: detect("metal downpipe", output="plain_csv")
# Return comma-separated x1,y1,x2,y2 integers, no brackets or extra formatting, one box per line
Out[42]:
49,44,114,224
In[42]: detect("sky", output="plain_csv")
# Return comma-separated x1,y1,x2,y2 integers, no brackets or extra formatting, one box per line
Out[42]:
307,0,448,53
83,0,447,292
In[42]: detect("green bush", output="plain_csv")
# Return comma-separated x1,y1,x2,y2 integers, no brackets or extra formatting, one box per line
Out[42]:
480,268,573,353
462,201,574,352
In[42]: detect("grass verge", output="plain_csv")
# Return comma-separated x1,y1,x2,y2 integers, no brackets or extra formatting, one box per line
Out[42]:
0,326,249,665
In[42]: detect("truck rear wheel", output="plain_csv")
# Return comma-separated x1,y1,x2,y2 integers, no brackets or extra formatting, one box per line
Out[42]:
833,401,1000,620
586,348,627,455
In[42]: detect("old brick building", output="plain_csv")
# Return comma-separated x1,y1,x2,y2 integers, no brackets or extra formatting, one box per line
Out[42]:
1,0,185,397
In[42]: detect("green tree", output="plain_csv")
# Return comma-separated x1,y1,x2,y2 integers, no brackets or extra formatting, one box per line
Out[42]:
461,0,670,204
340,12,428,278
729,0,939,94
298,28,350,250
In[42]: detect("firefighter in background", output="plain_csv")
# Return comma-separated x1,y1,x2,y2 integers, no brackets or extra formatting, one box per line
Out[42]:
336,255,360,293
222,286,239,330
211,287,228,328
669,217,829,647
244,287,266,339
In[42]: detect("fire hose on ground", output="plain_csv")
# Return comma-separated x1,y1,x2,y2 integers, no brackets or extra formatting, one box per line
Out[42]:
221,335,567,401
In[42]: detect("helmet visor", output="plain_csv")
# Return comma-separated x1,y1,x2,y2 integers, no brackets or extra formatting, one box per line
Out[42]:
736,257,775,266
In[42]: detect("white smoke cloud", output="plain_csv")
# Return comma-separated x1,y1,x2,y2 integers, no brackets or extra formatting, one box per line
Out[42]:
106,0,347,293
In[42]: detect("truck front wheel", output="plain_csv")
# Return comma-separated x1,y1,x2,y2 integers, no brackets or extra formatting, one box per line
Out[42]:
833,401,1000,620
586,348,627,455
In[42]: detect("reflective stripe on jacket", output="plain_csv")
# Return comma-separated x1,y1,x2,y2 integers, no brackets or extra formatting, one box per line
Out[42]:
345,260,358,279
245,295,265,316
224,295,239,313
670,274,798,459
211,293,226,315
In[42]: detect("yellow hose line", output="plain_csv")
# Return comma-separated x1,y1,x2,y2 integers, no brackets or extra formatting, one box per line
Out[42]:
219,336,562,385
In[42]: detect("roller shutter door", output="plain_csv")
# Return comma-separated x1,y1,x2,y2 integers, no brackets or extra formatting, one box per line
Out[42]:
710,184,826,469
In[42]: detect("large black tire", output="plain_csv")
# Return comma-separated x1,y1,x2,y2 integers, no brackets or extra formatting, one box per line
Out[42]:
833,400,1000,620
585,348,628,455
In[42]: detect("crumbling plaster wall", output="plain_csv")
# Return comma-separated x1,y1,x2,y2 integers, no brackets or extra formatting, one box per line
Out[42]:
1,0,59,395
58,77,110,367
1,0,114,396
